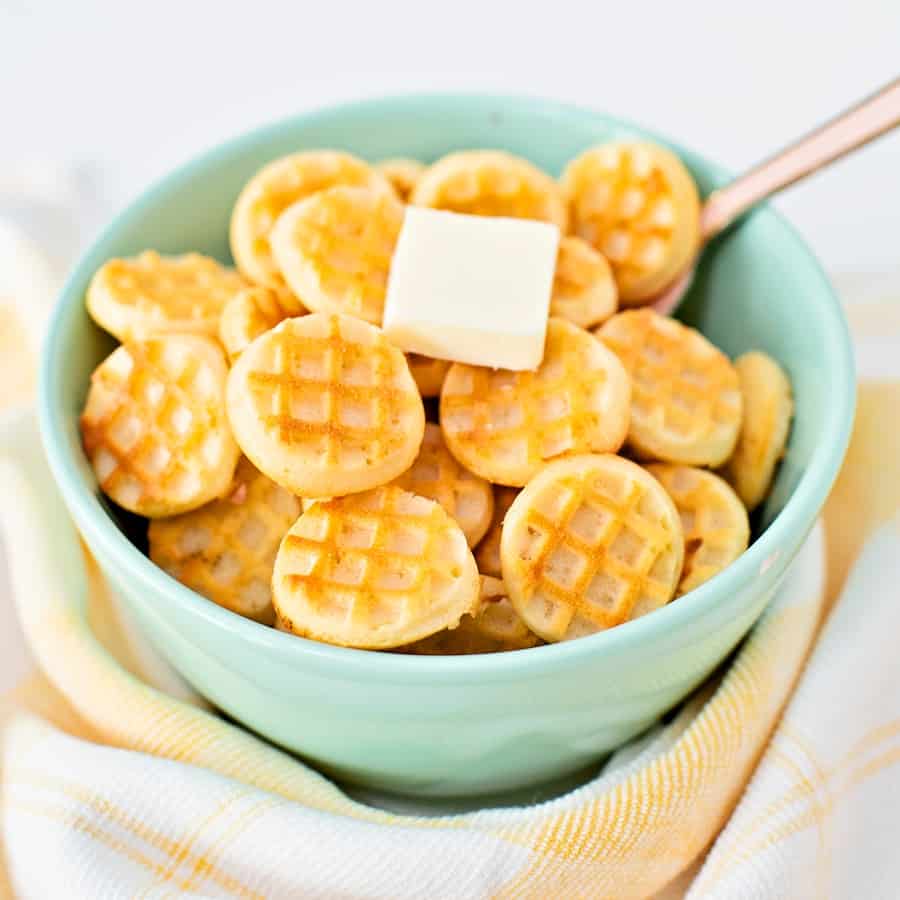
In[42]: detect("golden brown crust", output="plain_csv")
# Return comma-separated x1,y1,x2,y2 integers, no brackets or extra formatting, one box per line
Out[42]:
501,454,683,642
273,486,479,648
550,236,618,329
80,335,239,517
391,424,494,547
149,457,301,623
597,309,742,467
562,141,700,305
411,150,567,230
230,150,392,288
440,318,631,486
226,313,425,497
645,464,749,595
270,186,404,326
722,351,794,510
86,251,247,341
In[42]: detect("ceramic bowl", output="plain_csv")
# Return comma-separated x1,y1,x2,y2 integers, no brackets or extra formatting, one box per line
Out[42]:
38,95,855,798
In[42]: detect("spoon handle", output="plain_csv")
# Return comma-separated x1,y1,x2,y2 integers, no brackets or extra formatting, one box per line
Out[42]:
701,76,900,241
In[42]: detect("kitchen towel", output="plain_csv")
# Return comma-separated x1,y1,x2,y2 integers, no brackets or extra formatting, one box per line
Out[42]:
0,270,898,897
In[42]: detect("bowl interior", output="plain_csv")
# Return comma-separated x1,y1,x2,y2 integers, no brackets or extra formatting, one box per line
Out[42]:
39,94,854,664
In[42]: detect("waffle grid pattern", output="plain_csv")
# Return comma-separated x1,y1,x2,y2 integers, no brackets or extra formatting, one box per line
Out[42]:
245,316,417,467
81,337,236,516
503,460,681,641
219,286,305,360
562,142,699,303
393,424,493,547
271,187,403,325
230,151,391,286
550,236,618,329
411,151,568,229
441,319,629,486
274,487,476,648
149,458,301,623
87,251,247,340
567,146,675,275
599,310,741,465
647,464,750,596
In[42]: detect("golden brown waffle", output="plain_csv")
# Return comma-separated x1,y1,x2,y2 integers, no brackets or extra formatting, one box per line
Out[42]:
230,150,392,288
402,576,541,654
407,354,450,398
646,464,749,595
410,150,568,229
272,485,479,649
474,486,519,578
440,318,631,486
86,251,247,342
597,309,742,467
561,141,700,305
550,236,618,329
722,351,794,510
376,158,426,201
392,423,494,547
148,457,301,623
226,312,425,496
301,497,331,512
219,285,306,361
80,335,240,517
500,454,684,642
270,186,404,326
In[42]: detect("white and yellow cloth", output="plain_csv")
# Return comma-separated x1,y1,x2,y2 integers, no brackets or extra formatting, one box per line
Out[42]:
0,250,898,897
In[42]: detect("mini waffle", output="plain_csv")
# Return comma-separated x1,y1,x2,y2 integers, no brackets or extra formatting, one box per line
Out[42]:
86,251,247,342
301,497,331,512
597,309,742,467
270,186,404,326
646,464,749,595
723,351,794,510
550,236,618,329
219,285,306,361
407,354,450,398
376,158,426,201
440,317,631,486
392,423,494,547
226,312,425,496
272,485,479,649
561,141,700,305
403,576,541,654
80,335,240,517
230,150,392,288
474,486,519,578
148,457,301,623
410,150,568,229
500,454,684,642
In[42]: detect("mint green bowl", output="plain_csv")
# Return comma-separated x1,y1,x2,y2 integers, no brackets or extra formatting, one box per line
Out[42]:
38,95,855,799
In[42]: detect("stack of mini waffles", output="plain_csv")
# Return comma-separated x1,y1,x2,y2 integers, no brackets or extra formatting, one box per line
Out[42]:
79,144,793,653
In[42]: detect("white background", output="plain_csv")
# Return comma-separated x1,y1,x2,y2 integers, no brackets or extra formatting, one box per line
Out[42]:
2,0,899,275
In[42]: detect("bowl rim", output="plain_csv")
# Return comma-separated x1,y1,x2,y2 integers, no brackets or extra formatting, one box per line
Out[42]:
38,92,856,682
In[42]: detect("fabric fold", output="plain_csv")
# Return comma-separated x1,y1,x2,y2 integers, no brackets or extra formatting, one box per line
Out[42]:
0,408,827,898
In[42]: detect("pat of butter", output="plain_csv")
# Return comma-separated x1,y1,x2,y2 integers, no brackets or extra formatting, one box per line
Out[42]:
383,207,560,370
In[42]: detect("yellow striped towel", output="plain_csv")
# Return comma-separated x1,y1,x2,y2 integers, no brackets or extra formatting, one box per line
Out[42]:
0,296,897,899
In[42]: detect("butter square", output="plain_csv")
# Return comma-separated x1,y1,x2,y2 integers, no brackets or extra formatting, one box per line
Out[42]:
383,207,560,370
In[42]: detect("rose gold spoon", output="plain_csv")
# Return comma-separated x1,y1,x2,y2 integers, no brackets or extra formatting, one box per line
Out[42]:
651,76,900,315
